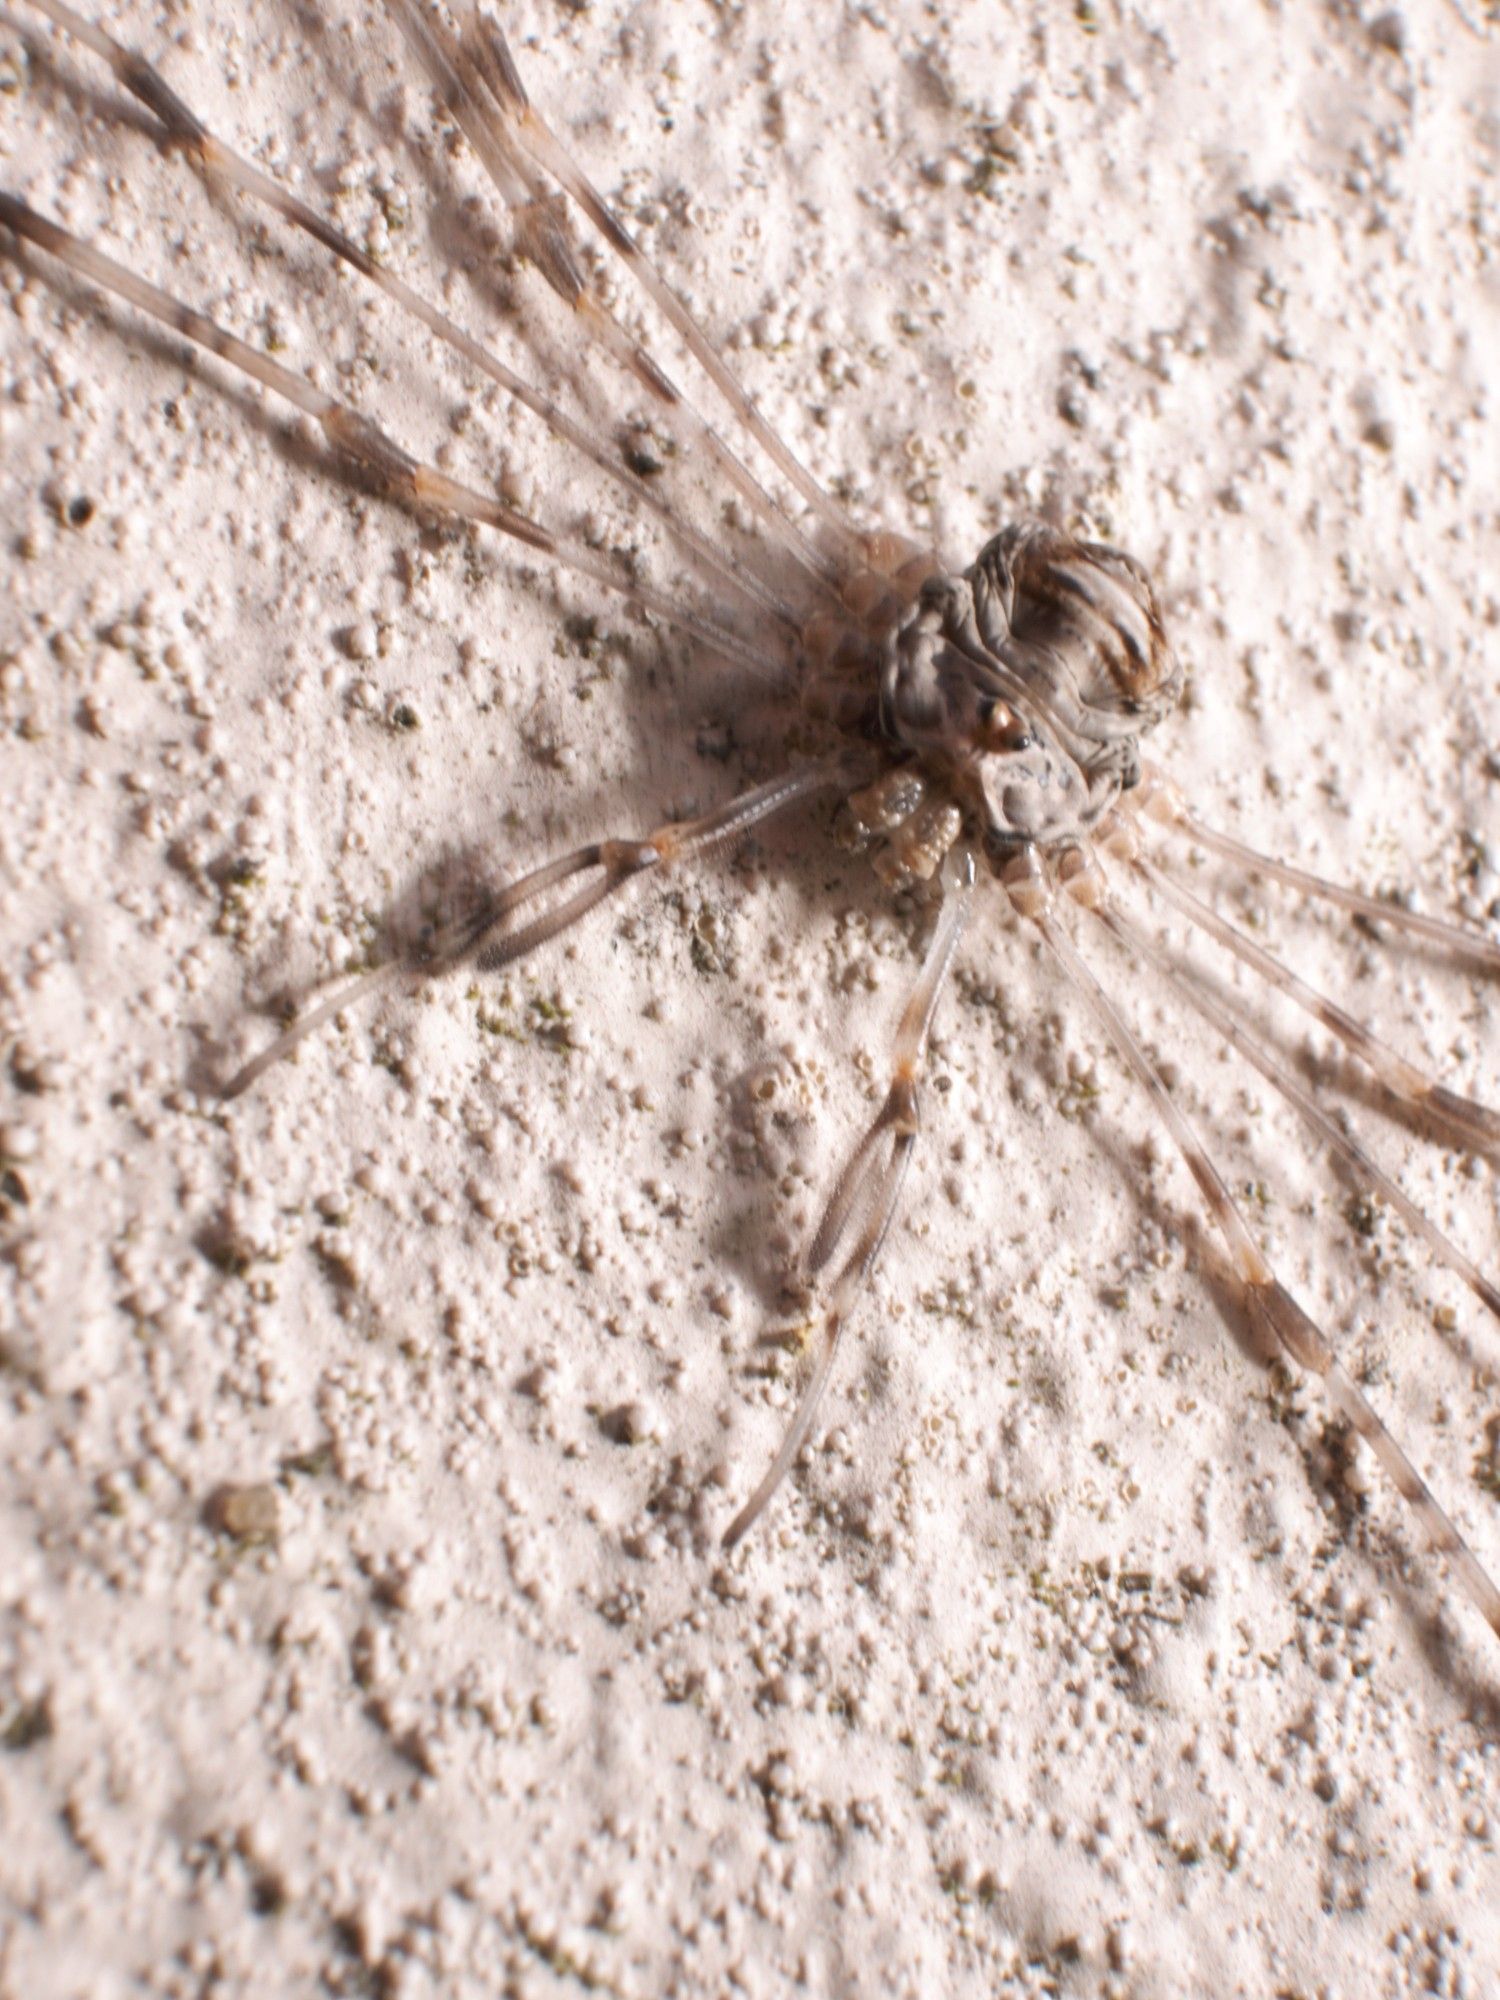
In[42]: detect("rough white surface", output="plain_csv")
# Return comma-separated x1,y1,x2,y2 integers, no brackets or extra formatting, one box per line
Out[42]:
2,1,1498,1994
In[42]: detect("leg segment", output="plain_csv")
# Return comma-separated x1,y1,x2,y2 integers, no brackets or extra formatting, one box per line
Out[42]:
0,191,789,687
1092,810,1500,1320
221,764,839,1100
722,846,976,1548
1133,841,1500,1154
24,0,808,642
1136,761,1500,973
383,0,861,603
1006,843,1500,1646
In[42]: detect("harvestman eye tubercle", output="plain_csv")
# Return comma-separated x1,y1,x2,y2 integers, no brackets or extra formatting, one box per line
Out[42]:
5,0,1498,1649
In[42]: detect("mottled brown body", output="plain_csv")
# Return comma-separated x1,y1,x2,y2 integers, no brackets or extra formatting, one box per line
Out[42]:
812,522,1180,891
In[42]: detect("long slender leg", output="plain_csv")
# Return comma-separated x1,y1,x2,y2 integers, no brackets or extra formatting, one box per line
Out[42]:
0,194,787,687
23,0,808,643
384,0,843,598
450,3,879,568
1085,822,1500,1320
722,847,976,1549
221,763,841,1101
1133,840,1500,1153
1004,845,1500,1646
1136,762,1500,972
384,0,913,610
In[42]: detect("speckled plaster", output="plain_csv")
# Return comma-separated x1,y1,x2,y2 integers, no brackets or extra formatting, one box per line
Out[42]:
1,1,1498,1995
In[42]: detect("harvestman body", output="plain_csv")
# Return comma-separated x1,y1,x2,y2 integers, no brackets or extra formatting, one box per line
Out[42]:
7,3,1499,1638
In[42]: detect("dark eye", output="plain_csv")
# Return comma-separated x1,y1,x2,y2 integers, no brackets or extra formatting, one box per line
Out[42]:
979,698,1031,752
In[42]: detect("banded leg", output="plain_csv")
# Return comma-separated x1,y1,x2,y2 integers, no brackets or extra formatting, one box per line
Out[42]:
448,2,882,568
1137,764,1500,973
1087,842,1500,1322
0,194,787,688
384,0,863,606
23,0,807,645
221,764,839,1101
1133,843,1500,1153
1005,845,1500,1647
722,846,976,1549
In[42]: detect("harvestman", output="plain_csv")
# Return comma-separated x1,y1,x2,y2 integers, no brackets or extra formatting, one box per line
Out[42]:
6,1,1499,1635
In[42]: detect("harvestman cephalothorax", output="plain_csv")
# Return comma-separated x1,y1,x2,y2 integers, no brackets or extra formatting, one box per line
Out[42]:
4,1,1498,1650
